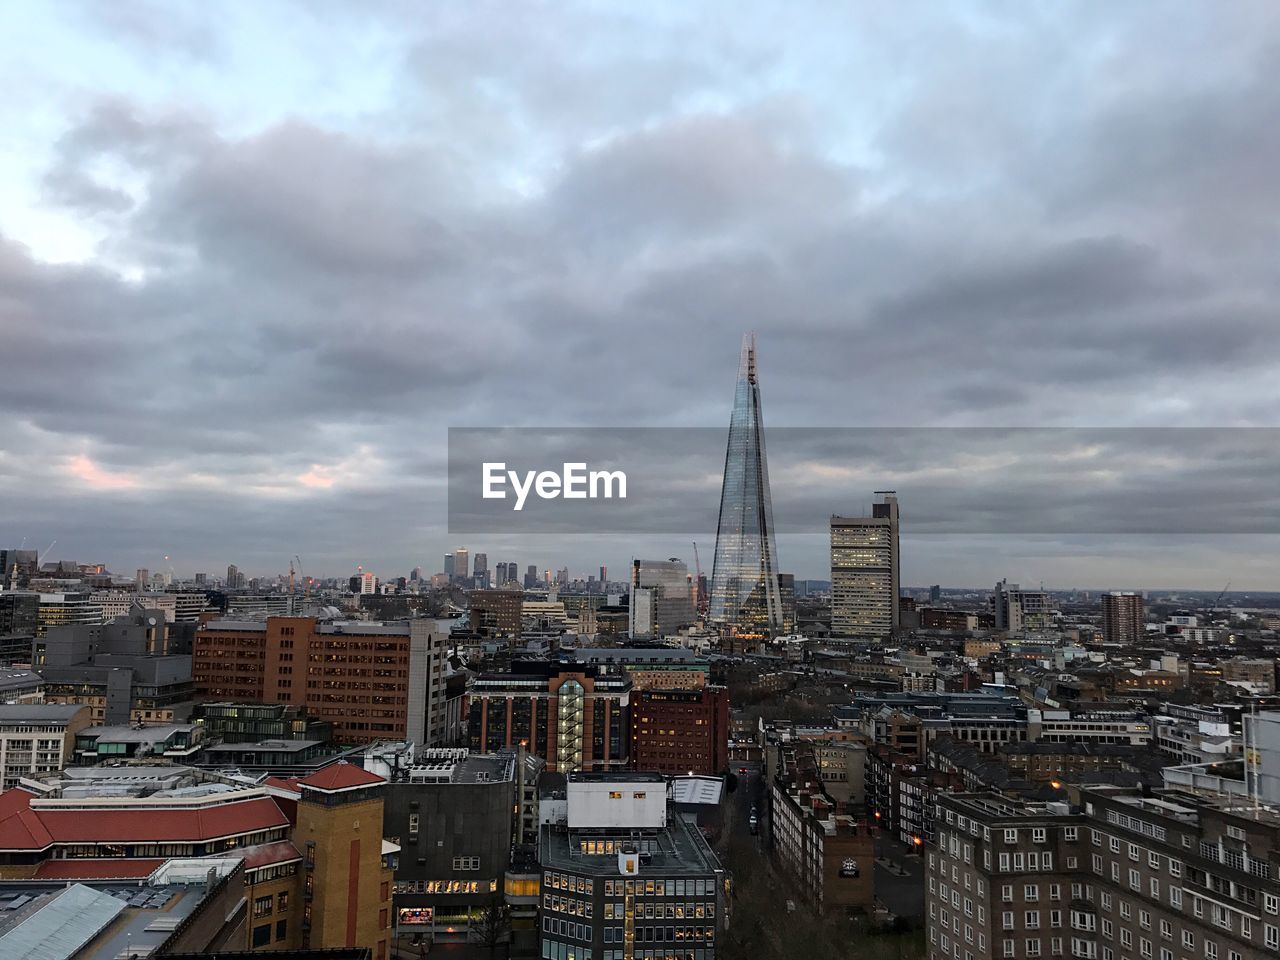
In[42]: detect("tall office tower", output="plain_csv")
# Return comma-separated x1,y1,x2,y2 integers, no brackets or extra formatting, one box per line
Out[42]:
777,573,796,633
929,584,941,603
525,564,538,589
443,552,455,580
1102,590,1145,645
453,548,469,586
709,334,782,638
473,552,488,588
410,566,421,582
629,558,696,638
830,491,901,638
135,569,149,592
225,564,238,588
599,565,607,585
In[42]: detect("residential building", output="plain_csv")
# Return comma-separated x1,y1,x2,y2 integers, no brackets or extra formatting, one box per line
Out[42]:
537,772,728,960
990,580,1052,633
830,492,901,639
770,740,875,913
709,334,783,640
1102,591,1145,646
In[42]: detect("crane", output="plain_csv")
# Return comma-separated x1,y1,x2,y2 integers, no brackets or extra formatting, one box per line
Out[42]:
692,541,708,616
295,555,310,604
38,540,56,566
1210,581,1231,618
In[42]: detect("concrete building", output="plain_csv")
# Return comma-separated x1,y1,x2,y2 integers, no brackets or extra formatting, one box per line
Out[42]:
566,647,710,690
468,661,631,772
469,589,523,635
193,617,449,746
830,492,901,639
537,772,727,960
369,744,519,943
36,592,102,637
0,703,91,789
990,580,1052,633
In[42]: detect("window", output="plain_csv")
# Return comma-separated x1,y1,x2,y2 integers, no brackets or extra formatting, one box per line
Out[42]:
1003,912,1015,930
252,924,272,948
1204,941,1217,960
1265,925,1279,951
1033,828,1047,843
1182,931,1195,949
1026,885,1040,902
1265,894,1279,915
275,919,287,941
1064,828,1078,841
1005,829,1018,844
1002,885,1014,903
1026,911,1040,930
1169,888,1182,909
254,895,273,919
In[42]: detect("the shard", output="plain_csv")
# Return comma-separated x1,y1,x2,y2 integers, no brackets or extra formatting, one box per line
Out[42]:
709,334,782,638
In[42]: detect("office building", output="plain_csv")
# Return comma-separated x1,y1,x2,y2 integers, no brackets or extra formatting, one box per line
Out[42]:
0,591,38,639
1102,591,1145,645
444,553,455,580
473,552,489,588
567,647,710,690
630,686,729,776
468,661,631,772
777,573,796,633
454,548,469,586
709,334,783,639
629,559,696,639
830,492,901,639
0,703,91,789
193,617,449,746
470,589,524,635
35,592,102,637
537,772,727,960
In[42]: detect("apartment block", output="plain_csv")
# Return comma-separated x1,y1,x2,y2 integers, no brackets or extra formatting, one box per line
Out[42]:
0,703,91,789
926,787,1280,960
630,686,729,777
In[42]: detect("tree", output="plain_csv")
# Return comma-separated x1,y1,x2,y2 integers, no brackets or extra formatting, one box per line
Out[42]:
471,890,510,958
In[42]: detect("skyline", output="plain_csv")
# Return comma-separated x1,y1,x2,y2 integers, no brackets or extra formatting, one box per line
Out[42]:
3,3,1280,587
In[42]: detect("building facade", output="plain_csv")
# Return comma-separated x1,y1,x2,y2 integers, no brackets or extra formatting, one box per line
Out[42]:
629,686,729,776
1102,592,1145,646
830,492,901,639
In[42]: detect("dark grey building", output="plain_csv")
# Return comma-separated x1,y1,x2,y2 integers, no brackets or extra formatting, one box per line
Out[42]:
373,745,519,943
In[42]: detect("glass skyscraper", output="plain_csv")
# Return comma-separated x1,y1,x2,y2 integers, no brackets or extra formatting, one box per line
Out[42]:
709,334,782,638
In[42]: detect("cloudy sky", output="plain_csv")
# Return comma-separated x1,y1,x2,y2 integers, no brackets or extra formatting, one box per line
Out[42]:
2,1,1279,589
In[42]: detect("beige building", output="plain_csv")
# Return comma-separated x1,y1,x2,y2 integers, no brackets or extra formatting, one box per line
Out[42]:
0,703,91,789
830,492,900,638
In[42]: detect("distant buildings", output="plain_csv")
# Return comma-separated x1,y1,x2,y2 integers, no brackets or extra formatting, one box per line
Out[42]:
35,591,102,636
709,334,783,640
1102,590,1145,645
990,579,1052,632
830,491,901,639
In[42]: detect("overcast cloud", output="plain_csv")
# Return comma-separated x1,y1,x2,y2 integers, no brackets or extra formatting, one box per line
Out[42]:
2,1,1279,588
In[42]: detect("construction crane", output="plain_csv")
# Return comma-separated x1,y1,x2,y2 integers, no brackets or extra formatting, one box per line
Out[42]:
295,555,310,604
38,540,56,566
692,541,708,616
288,558,296,598
1210,581,1231,618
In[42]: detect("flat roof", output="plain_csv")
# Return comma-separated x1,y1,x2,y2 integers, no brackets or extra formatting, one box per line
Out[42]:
0,704,85,722
539,811,721,877
568,771,665,783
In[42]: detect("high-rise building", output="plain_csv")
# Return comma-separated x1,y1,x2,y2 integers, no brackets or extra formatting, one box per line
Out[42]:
830,492,900,638
777,572,796,633
629,558,696,639
0,591,38,639
599,565,607,585
929,584,942,603
990,579,1052,632
135,568,149,592
525,564,538,589
709,334,782,638
473,552,488,588
453,548,469,586
1102,590,1145,645
443,552,455,580
226,563,245,590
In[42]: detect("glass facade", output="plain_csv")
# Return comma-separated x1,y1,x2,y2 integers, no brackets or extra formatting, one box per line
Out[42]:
709,335,781,638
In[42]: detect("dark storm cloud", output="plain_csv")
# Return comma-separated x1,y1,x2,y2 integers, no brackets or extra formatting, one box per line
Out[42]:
3,2,1280,584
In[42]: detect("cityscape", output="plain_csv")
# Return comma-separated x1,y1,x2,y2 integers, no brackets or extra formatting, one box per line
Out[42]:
3,5,1280,960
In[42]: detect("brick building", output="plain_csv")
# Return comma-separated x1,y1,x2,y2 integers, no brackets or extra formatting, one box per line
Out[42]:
629,686,729,776
192,617,448,746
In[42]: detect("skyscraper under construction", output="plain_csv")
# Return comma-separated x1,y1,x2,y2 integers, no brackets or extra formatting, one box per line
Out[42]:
709,334,782,639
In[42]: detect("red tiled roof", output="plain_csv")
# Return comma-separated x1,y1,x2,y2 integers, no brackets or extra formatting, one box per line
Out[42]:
0,790,53,851
32,858,164,880
297,761,384,791
262,776,301,794
35,796,290,844
240,839,303,870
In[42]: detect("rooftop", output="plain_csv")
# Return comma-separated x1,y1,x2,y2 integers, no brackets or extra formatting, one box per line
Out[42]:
539,811,722,877
0,703,86,723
